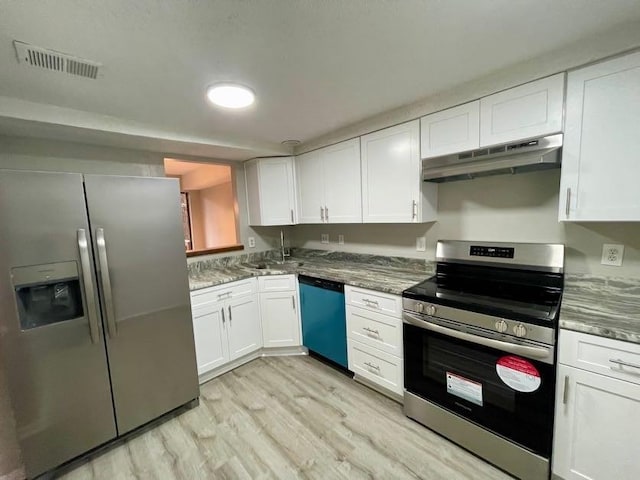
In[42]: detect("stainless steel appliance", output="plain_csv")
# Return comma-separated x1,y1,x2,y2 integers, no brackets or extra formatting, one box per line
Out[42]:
0,170,199,478
402,240,564,480
423,134,562,182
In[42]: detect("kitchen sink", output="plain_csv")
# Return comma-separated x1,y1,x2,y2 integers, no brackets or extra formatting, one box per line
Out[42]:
248,261,304,270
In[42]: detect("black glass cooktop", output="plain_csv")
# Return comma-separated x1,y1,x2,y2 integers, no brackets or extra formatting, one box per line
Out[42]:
403,262,564,325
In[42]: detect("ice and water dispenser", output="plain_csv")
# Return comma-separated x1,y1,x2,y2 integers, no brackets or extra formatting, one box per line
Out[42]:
11,261,85,330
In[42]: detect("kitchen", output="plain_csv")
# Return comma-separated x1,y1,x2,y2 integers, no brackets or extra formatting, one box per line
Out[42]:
0,2,640,478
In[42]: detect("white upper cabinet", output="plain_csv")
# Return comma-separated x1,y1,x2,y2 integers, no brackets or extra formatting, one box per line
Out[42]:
480,73,565,147
295,138,362,224
559,51,640,221
361,120,437,223
421,101,480,159
321,139,362,223
245,156,296,226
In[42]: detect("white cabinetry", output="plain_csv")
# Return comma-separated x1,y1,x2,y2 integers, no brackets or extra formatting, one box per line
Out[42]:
361,120,437,223
559,51,640,221
480,73,564,147
295,138,361,224
421,101,480,159
258,275,301,348
553,330,640,480
345,286,403,396
190,278,262,379
245,156,296,226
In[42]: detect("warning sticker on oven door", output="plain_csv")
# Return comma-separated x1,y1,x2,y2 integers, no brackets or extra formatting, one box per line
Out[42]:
496,355,541,393
446,372,483,406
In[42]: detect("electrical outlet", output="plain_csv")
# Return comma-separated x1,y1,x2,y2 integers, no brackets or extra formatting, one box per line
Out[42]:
338,234,345,245
601,243,624,266
321,234,329,244
248,237,256,248
416,236,426,252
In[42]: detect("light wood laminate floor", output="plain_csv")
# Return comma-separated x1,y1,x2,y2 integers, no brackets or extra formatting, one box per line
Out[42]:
60,356,513,479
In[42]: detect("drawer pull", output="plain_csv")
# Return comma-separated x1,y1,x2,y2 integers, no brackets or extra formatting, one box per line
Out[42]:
364,361,380,371
217,291,232,299
610,358,640,374
363,298,379,307
363,327,380,336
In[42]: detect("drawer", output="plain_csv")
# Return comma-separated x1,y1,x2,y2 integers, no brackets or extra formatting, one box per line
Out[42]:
559,329,640,386
345,286,402,318
191,277,257,307
346,305,402,357
348,338,403,395
258,274,296,292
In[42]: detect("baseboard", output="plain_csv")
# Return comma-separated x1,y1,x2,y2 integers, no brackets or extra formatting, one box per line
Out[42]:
353,374,403,404
198,346,309,385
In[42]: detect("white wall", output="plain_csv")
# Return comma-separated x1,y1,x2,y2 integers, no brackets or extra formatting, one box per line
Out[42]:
199,181,238,247
291,170,640,278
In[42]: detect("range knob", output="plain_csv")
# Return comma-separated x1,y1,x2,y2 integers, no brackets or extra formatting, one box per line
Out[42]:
514,323,527,338
426,304,437,316
495,320,508,333
416,302,424,313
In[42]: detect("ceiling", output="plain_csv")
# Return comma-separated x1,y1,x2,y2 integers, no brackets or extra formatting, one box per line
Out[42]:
1,1,640,160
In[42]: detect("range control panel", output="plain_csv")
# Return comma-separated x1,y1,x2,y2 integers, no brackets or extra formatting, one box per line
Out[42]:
469,245,515,258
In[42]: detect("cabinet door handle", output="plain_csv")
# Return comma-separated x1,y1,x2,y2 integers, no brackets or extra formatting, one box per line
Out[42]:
290,209,294,223
221,308,225,326
325,206,328,222
562,375,569,404
610,358,640,374
292,295,296,310
364,361,380,371
228,305,232,324
565,187,571,218
320,206,324,222
412,200,417,220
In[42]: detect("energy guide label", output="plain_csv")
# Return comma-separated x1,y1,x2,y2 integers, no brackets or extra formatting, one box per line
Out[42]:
446,372,483,406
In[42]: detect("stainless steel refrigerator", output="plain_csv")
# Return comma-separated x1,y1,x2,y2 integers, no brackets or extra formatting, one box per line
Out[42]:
0,170,199,478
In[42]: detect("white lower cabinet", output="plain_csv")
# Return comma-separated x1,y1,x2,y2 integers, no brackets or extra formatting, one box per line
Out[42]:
259,275,301,348
345,285,403,396
192,303,228,375
190,278,262,378
553,330,640,480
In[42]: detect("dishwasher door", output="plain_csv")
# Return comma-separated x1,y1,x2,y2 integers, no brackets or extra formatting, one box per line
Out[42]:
298,276,348,368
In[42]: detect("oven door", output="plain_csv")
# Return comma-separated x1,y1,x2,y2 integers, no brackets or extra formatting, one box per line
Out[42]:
403,312,556,457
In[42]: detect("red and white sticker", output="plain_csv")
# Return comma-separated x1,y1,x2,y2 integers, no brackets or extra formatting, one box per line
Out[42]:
496,356,541,393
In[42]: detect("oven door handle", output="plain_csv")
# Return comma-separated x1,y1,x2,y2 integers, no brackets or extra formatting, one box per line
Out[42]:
403,312,552,362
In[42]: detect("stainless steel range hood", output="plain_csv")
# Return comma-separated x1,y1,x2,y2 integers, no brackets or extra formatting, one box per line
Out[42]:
423,134,563,183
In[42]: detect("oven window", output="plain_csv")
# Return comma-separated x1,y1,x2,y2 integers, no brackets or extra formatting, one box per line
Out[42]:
404,323,555,456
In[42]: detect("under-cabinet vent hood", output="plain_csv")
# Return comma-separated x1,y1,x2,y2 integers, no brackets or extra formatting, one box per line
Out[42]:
423,134,562,183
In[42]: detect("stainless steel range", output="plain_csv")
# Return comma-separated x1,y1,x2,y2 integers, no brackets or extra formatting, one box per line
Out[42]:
402,240,564,480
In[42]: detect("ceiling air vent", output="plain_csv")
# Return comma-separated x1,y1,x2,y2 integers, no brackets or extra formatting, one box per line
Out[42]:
13,40,100,79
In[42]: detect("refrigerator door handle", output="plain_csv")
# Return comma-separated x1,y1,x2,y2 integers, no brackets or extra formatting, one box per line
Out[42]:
96,228,117,338
77,229,101,344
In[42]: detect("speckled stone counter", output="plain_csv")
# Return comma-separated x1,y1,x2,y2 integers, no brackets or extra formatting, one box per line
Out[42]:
188,249,435,296
560,274,640,345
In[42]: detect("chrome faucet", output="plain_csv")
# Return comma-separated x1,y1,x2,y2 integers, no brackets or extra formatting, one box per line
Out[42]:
280,229,291,263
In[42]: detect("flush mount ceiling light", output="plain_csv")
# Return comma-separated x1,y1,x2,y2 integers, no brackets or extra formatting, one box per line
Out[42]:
206,83,255,109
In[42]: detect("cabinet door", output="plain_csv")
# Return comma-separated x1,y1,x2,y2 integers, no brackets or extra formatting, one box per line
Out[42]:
322,138,362,223
421,101,480,158
559,52,640,221
260,291,301,348
480,73,564,147
361,120,422,223
295,150,324,223
227,295,262,361
255,157,296,225
553,365,640,480
192,303,229,375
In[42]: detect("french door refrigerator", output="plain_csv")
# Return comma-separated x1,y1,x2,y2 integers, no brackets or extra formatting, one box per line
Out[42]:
0,170,199,478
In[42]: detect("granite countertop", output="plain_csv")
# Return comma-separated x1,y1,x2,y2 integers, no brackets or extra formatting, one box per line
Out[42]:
560,274,640,345
189,256,433,296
